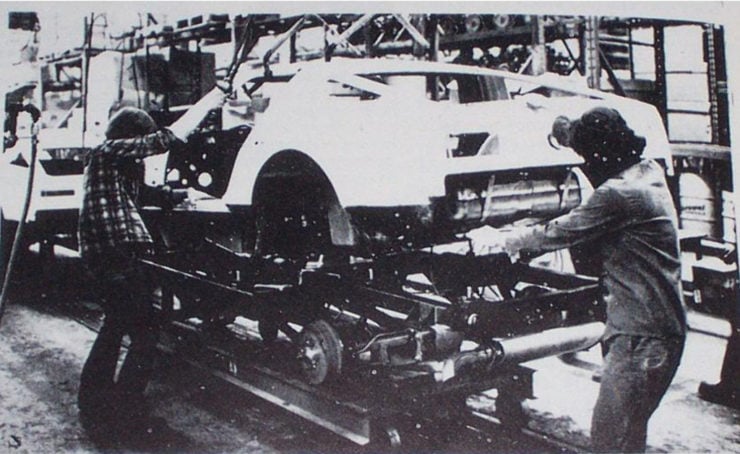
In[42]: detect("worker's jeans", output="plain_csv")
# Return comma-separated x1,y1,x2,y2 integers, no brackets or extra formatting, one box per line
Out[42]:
78,250,160,424
591,334,684,453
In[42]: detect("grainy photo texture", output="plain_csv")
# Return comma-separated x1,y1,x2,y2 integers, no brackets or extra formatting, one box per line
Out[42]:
0,3,738,453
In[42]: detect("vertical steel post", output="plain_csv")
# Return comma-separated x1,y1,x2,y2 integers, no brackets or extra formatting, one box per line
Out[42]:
363,18,374,58
195,39,203,102
428,15,439,63
705,24,729,146
81,14,94,147
628,25,635,80
411,14,426,58
290,32,297,63
653,24,668,130
530,15,547,75
584,16,601,89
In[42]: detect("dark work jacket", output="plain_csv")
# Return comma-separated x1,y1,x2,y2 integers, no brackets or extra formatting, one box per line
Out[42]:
511,160,686,341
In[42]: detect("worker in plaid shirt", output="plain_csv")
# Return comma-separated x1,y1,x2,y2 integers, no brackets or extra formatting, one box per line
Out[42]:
78,128,175,257
78,87,227,448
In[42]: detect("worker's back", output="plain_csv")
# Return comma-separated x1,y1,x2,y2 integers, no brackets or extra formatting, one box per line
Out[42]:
597,159,685,341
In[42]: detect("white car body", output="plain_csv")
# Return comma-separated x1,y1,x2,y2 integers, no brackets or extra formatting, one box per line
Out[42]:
223,60,670,208
215,59,671,253
1,57,672,256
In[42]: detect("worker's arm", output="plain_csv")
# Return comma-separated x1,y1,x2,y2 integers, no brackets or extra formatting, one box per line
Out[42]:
465,184,626,258
508,184,627,256
102,87,228,159
100,129,178,159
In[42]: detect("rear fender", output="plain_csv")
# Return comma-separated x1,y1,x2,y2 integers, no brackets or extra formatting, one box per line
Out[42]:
252,150,356,254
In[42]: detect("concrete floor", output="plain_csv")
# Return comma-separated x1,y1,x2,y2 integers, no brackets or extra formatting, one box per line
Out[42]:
0,257,738,453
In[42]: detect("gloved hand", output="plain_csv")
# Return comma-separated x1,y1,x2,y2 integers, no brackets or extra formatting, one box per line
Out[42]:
431,226,514,257
171,187,214,210
138,184,179,210
463,225,512,257
431,225,532,260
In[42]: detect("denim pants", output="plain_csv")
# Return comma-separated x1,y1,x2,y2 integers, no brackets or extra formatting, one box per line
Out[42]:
591,335,684,453
78,250,160,420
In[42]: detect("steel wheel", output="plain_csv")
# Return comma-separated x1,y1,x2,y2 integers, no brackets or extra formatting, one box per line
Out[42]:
296,319,343,385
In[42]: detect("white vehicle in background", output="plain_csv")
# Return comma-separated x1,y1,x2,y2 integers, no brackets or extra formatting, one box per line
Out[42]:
1,54,95,278
1,43,177,276
1,35,674,284
0,115,87,257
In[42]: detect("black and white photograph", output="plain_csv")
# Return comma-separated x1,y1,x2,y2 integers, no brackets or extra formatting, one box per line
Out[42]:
0,2,738,452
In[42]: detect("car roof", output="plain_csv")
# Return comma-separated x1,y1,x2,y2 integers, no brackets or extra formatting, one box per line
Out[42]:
248,57,608,99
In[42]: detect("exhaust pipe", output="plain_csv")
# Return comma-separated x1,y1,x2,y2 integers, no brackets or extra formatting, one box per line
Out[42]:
427,322,604,382
497,321,605,365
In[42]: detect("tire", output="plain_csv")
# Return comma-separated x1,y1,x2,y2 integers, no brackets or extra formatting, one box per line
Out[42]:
296,319,343,385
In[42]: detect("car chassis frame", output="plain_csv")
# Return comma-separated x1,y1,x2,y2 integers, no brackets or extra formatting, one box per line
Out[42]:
139,235,603,447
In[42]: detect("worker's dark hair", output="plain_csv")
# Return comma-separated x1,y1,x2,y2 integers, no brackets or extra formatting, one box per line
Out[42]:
105,107,158,140
563,107,646,185
570,107,646,164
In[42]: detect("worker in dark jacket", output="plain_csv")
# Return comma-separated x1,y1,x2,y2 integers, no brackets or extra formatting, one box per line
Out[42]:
466,107,686,453
77,87,227,443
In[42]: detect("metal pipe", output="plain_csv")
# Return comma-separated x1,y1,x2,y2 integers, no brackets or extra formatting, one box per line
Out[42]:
263,16,306,75
324,13,374,60
81,14,94,147
427,322,604,382
497,321,604,365
392,14,430,50
0,112,40,324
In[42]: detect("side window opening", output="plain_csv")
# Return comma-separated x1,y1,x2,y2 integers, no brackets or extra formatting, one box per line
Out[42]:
504,78,594,99
432,74,508,104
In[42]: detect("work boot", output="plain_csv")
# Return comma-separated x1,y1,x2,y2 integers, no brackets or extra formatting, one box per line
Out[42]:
698,381,740,410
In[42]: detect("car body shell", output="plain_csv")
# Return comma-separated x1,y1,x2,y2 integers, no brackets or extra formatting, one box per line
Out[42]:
1,58,672,253
217,59,671,250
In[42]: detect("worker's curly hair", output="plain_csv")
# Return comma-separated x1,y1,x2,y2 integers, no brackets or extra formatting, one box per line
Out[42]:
552,107,646,185
105,107,158,140
569,107,646,166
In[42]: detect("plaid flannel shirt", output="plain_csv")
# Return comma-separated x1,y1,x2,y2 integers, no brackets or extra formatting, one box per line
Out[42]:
78,129,178,259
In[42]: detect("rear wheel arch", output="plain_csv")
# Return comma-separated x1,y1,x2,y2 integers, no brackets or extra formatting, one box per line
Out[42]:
251,150,356,258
